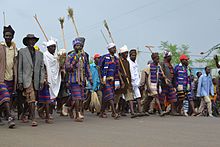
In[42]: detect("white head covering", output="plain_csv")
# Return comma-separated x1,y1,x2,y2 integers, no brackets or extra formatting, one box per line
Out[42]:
107,43,116,49
119,45,129,53
43,37,57,48
163,50,172,58
46,40,56,47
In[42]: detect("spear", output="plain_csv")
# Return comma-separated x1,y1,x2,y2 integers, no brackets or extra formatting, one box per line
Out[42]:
58,17,67,50
33,14,48,41
67,7,79,37
103,19,130,85
100,29,109,44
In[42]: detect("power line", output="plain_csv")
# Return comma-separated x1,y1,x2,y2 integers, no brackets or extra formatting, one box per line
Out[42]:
115,0,203,33
79,0,161,34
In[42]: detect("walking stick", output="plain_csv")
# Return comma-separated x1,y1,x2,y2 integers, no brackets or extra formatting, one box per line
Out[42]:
103,20,130,85
33,14,48,41
100,29,109,44
67,7,80,37
58,17,67,50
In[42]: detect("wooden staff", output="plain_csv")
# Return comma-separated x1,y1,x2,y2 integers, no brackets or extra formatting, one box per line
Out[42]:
145,45,170,85
103,19,130,85
3,12,6,26
67,7,79,37
58,17,67,50
100,29,109,44
33,14,48,41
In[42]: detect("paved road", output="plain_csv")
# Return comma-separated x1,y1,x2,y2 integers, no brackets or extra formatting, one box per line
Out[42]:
0,113,220,147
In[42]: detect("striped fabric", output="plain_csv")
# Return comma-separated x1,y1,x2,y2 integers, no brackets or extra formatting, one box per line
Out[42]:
4,80,14,95
38,85,51,104
99,54,120,82
70,83,85,100
174,63,191,91
0,82,10,106
160,85,177,103
160,62,177,103
150,63,162,84
65,52,91,84
102,80,115,103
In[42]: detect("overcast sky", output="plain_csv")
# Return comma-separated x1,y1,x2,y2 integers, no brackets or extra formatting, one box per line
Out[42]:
1,0,220,69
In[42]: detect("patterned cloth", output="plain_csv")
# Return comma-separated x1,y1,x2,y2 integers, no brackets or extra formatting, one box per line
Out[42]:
102,80,114,102
4,80,14,96
65,52,92,85
146,62,162,96
160,61,177,103
99,54,120,102
70,83,85,100
38,85,51,104
160,85,177,103
0,82,10,106
65,51,92,101
174,63,192,101
99,54,119,82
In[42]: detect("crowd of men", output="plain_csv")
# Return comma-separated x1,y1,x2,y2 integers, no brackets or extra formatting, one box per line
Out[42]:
0,25,219,129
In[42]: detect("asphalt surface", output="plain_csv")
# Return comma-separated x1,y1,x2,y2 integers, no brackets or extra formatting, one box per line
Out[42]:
0,113,220,147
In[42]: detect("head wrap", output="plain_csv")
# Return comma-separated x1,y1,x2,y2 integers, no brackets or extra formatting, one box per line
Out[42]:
179,54,189,61
45,40,56,47
164,50,172,58
119,45,129,53
107,43,116,50
3,25,15,36
75,37,85,46
72,38,83,47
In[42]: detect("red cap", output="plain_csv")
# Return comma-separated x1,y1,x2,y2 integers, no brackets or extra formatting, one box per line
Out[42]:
179,54,189,60
94,53,101,59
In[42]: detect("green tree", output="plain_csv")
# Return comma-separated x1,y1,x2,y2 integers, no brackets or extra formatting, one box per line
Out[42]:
159,41,191,65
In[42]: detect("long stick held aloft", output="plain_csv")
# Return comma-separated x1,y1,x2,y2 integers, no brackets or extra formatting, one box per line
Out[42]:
100,29,109,44
67,7,79,37
33,14,48,41
103,19,130,85
58,17,67,50
104,20,115,43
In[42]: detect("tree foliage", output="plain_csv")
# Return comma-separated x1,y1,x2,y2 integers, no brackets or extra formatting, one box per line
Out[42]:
159,41,191,65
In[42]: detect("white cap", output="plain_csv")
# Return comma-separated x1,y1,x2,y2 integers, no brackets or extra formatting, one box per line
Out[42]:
106,43,116,49
119,45,129,53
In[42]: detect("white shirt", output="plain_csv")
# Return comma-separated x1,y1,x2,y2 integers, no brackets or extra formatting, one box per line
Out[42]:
128,58,140,87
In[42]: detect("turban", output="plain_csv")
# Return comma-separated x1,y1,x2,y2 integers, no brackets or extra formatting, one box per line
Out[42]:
45,40,56,47
106,43,116,49
119,45,129,53
72,38,83,47
3,25,15,36
164,50,172,58
75,37,85,46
